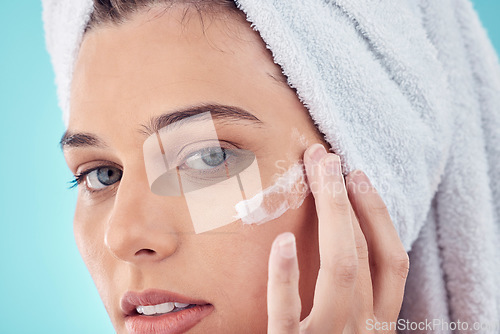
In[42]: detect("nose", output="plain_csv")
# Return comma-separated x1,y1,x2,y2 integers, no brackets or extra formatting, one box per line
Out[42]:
104,171,182,264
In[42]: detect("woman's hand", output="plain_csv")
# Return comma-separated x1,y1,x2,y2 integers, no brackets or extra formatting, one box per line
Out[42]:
267,144,409,333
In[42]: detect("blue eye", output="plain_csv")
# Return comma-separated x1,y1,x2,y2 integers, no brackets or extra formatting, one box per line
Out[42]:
184,147,228,170
147,143,256,196
79,166,122,190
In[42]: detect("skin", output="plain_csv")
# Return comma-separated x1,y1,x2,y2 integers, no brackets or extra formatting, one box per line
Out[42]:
64,5,409,334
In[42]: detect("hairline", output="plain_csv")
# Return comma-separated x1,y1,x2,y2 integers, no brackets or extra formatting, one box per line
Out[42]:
84,1,245,35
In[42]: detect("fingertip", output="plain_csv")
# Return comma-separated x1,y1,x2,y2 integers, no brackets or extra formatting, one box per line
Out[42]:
322,154,342,176
269,233,299,283
348,169,368,182
304,145,326,194
304,143,327,165
346,170,371,194
276,232,296,259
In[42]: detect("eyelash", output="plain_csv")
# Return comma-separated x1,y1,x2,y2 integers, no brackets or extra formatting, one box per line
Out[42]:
69,168,103,193
69,171,85,189
68,140,243,193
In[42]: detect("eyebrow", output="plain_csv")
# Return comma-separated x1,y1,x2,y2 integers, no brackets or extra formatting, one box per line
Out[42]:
60,103,263,150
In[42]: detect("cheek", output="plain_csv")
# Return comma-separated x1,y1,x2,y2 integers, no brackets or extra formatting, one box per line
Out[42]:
74,199,106,272
218,194,319,326
73,201,118,316
211,242,269,332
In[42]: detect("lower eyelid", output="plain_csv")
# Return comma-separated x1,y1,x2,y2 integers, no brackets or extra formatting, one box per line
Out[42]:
182,153,242,178
82,180,120,196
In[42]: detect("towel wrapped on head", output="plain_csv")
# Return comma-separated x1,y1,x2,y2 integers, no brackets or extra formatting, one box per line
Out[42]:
42,0,500,330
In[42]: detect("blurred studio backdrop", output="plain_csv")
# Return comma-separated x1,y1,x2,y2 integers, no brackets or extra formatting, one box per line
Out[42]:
0,1,499,333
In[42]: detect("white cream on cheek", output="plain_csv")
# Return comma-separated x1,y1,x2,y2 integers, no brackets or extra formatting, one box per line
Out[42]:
234,162,310,225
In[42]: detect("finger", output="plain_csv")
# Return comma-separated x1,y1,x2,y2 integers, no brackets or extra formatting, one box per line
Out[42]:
346,170,409,322
301,145,358,333
267,232,301,334
349,204,374,320
348,183,376,334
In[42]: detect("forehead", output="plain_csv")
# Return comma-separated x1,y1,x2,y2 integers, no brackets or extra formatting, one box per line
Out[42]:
72,7,283,98
69,5,287,130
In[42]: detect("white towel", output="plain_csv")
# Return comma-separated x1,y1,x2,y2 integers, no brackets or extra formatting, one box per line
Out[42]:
42,0,500,331
42,0,93,125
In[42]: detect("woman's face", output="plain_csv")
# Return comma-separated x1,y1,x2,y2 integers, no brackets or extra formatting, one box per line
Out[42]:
65,6,324,334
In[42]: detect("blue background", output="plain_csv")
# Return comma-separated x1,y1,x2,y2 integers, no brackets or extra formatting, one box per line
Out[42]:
0,2,498,333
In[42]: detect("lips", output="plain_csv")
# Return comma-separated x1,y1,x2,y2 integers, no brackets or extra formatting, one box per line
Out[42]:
121,289,213,334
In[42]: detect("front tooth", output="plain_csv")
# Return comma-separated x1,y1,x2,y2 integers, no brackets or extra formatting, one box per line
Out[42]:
174,302,190,308
142,305,156,316
156,302,175,314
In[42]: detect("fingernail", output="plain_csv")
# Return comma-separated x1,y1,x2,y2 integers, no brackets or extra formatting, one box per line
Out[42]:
308,144,326,164
323,154,341,176
278,233,296,259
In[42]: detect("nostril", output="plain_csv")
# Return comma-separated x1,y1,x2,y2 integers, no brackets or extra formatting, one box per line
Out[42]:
104,221,178,262
135,249,156,256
